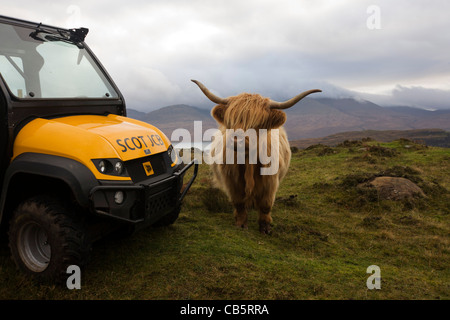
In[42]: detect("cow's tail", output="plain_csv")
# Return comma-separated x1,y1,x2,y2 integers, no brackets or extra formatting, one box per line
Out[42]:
244,164,255,201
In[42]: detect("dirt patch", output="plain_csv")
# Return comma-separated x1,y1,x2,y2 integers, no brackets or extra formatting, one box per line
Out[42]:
361,216,384,228
305,144,337,156
305,144,327,150
365,145,399,157
337,140,363,148
318,147,337,156
276,194,300,208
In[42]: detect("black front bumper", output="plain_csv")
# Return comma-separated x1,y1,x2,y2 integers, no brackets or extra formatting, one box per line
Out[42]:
89,159,198,225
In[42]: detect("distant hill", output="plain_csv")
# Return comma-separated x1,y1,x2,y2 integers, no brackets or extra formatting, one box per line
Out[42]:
282,98,450,140
289,129,450,149
127,104,216,140
126,98,450,142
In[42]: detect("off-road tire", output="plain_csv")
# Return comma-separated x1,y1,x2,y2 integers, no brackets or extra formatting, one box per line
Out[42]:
8,196,91,283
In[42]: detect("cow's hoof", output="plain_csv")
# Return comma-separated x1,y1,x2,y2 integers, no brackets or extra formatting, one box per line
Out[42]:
259,222,272,235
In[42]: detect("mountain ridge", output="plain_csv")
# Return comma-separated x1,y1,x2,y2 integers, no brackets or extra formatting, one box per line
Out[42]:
125,98,450,142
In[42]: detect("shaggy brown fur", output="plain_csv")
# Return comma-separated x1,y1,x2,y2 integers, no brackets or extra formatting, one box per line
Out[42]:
209,94,291,234
193,80,321,233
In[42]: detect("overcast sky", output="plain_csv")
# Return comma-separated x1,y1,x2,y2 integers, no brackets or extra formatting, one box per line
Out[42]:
3,0,450,111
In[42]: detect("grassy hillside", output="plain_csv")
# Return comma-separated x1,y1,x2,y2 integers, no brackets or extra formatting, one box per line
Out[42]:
0,139,449,300
290,129,450,149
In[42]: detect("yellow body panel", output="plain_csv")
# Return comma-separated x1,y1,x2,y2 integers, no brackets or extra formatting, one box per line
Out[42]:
13,114,172,180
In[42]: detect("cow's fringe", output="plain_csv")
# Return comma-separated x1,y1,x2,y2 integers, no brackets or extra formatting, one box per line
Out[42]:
225,94,271,131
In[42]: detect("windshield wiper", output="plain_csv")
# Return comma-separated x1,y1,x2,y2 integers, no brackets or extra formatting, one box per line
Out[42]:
29,25,89,49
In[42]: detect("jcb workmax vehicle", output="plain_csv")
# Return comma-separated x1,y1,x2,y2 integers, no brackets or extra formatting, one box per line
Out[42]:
0,16,197,282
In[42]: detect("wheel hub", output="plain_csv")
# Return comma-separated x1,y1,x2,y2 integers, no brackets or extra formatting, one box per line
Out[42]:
17,222,51,273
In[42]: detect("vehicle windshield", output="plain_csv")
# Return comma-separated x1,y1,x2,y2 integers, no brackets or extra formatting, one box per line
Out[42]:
0,22,118,99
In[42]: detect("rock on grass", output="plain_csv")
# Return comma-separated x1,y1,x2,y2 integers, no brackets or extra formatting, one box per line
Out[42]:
359,177,426,201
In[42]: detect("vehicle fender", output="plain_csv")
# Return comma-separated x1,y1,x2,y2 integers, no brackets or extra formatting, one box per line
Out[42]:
0,153,98,223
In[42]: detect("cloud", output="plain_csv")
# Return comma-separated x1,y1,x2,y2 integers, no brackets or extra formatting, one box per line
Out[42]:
115,66,183,111
2,0,450,110
390,85,450,110
354,85,450,110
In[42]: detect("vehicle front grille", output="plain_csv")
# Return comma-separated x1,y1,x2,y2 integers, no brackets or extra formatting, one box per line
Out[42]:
124,152,168,183
145,187,174,217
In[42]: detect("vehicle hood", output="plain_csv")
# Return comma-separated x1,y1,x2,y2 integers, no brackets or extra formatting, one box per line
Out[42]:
49,114,171,161
13,114,172,180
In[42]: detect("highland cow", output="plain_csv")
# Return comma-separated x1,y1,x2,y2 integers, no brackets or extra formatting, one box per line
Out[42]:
192,80,321,233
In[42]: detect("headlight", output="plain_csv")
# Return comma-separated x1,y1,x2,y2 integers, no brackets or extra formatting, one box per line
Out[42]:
98,160,107,173
114,191,125,204
92,159,127,176
114,161,124,175
167,145,177,164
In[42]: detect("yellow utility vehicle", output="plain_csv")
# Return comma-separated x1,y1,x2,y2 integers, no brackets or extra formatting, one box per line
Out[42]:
0,16,197,282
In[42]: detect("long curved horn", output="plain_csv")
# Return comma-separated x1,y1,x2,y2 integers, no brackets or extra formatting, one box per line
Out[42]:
269,89,322,110
191,79,229,105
